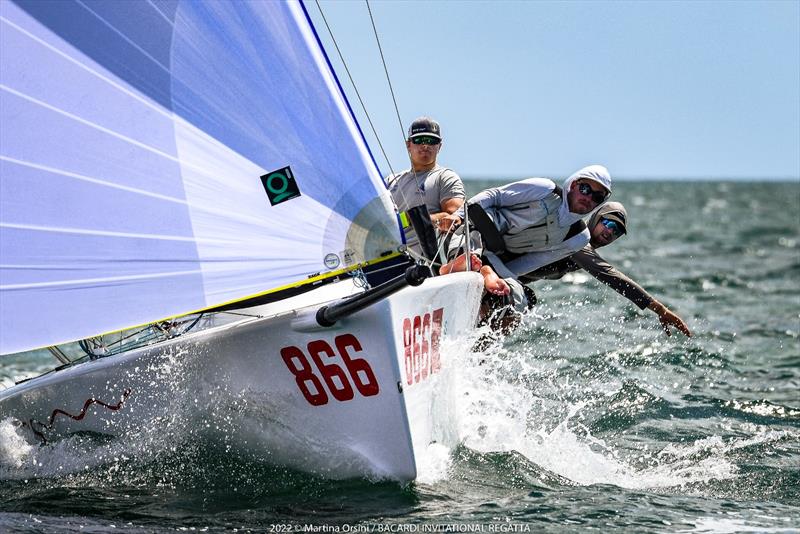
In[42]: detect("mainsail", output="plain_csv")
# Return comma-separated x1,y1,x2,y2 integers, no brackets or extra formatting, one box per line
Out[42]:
0,0,403,354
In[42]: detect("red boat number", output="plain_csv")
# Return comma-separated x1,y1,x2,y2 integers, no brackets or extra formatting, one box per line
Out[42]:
280,333,379,406
403,307,444,385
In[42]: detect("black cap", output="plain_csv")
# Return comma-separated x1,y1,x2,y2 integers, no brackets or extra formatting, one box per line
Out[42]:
407,117,441,140
593,201,628,234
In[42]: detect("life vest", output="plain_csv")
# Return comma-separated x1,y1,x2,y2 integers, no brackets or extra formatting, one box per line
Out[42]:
469,185,583,257
500,191,564,253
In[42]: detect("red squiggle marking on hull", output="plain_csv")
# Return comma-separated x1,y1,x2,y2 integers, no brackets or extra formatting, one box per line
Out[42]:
27,388,132,443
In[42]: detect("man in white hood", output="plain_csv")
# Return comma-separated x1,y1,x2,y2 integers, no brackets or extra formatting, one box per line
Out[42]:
441,165,612,299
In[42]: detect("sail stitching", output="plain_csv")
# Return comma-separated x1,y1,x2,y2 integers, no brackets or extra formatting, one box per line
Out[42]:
1,85,263,191
0,268,205,291
1,84,185,165
2,17,273,191
0,222,222,244
145,0,174,26
0,156,188,205
0,156,309,230
0,15,174,121
75,0,171,73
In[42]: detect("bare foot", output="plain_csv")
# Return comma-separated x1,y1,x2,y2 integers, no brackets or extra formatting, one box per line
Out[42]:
439,253,482,275
480,266,510,295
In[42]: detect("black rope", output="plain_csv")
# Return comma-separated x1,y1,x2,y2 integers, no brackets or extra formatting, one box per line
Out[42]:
365,0,406,146
314,0,396,178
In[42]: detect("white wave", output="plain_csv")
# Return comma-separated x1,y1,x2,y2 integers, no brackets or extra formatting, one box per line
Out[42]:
447,317,791,490
0,417,33,470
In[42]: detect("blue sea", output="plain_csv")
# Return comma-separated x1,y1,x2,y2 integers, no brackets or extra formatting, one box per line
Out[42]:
1,181,798,532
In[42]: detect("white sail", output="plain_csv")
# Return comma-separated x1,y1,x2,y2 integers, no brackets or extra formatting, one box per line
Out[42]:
0,0,402,354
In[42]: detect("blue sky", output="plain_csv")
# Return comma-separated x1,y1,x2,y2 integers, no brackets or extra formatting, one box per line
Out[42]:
308,0,800,181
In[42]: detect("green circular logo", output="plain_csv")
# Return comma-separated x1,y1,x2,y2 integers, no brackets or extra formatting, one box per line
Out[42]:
266,173,288,195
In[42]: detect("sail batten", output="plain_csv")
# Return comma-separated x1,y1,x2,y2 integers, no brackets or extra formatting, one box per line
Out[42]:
0,0,402,354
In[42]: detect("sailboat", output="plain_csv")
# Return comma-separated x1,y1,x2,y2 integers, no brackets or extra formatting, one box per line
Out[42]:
0,0,484,480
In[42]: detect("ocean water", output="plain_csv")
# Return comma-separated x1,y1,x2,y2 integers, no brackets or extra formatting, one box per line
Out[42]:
1,181,798,532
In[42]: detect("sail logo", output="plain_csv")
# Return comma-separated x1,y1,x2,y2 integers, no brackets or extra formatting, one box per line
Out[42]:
324,253,340,269
261,166,301,206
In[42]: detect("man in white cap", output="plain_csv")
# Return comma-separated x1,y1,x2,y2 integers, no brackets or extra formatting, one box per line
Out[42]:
387,117,465,262
440,165,613,302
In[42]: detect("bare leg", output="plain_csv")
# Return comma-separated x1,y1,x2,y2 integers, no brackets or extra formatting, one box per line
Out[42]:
439,253,482,275
480,266,510,295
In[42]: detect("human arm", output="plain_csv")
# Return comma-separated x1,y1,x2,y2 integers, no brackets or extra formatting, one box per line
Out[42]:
449,178,557,222
573,247,691,337
430,170,465,229
432,197,464,229
572,247,653,309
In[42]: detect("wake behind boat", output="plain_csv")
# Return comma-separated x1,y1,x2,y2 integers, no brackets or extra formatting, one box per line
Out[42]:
0,0,484,480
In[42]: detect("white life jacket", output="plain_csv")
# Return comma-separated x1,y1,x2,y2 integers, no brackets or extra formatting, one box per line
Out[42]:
490,188,569,254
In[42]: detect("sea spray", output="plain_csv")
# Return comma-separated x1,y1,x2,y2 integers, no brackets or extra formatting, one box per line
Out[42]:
449,303,751,491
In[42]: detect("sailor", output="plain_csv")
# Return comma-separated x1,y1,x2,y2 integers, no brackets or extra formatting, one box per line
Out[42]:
387,117,466,263
519,202,692,337
440,164,613,304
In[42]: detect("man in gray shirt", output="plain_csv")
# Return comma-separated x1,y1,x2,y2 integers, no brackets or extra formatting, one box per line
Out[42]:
387,117,465,261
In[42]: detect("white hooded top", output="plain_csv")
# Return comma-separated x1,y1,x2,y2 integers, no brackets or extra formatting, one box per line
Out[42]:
463,165,612,278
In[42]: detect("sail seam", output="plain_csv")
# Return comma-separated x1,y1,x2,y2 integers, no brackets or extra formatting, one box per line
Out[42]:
0,85,257,189
145,0,174,26
1,84,183,165
74,0,171,74
0,155,312,231
0,156,188,205
0,15,174,120
0,270,204,291
0,222,220,243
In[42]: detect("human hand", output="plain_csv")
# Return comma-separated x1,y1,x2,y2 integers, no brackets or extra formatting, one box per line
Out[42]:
437,213,462,232
657,308,692,337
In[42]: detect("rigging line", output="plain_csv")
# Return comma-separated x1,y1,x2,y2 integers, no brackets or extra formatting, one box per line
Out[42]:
313,0,396,178
429,224,461,271
363,0,420,220
365,0,406,146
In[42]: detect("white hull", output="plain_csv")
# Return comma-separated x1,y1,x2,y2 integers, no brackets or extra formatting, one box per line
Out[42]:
0,272,484,481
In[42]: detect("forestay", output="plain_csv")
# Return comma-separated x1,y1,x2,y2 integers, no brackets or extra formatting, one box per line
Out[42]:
0,0,402,354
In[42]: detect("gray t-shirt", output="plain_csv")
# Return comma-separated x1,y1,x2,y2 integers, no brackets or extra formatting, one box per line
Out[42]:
387,165,465,213
386,165,465,258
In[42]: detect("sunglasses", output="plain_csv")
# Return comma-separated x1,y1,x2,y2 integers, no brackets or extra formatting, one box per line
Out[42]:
600,218,624,237
411,136,441,146
577,182,608,204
